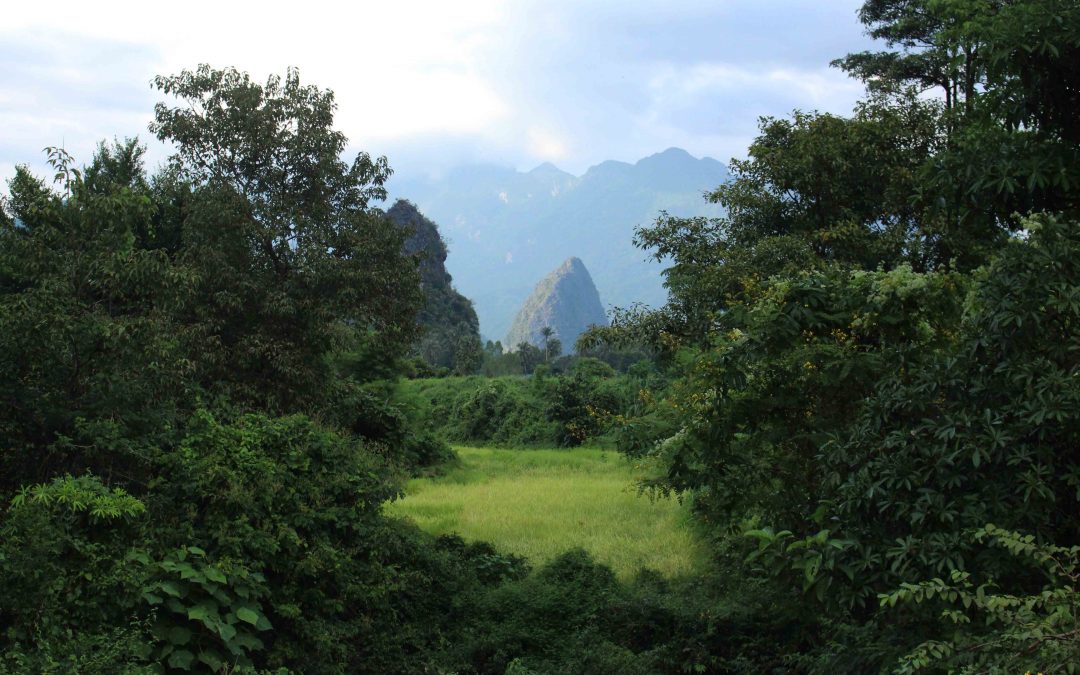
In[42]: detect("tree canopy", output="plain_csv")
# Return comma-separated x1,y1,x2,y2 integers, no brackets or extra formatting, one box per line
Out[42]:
586,0,1080,669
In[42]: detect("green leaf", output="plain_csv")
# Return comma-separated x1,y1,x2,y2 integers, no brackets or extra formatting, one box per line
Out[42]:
167,649,195,670
187,601,217,623
167,626,192,646
235,607,260,626
198,649,224,672
177,563,200,580
159,581,183,598
204,567,227,584
217,622,237,642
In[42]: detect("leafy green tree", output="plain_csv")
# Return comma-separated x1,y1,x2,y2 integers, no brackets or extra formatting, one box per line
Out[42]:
0,148,196,493
481,340,523,376
0,66,477,673
833,0,991,111
882,525,1080,674
589,1,1080,670
539,326,558,362
614,89,965,355
150,65,422,411
516,341,544,375
83,138,151,197
544,336,562,364
837,0,1080,221
453,330,485,375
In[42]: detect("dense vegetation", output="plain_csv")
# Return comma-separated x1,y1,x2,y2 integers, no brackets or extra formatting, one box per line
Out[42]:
584,0,1080,670
2,1,1078,672
0,66,471,673
397,357,665,448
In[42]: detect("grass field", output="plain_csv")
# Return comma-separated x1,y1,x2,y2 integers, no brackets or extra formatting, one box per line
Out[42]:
386,446,707,579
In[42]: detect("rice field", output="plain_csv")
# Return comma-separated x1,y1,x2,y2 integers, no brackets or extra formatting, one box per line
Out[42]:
386,446,707,579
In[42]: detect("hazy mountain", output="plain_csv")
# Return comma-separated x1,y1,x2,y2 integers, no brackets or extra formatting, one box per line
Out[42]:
388,147,728,340
385,200,482,372
504,257,607,355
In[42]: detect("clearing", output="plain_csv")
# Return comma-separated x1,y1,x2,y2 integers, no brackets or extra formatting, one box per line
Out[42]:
387,446,706,579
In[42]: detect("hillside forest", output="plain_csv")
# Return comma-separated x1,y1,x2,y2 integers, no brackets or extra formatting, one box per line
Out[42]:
1,1,1079,673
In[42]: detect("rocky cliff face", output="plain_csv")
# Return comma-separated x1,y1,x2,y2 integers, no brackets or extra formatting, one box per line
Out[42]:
504,257,607,355
386,200,481,371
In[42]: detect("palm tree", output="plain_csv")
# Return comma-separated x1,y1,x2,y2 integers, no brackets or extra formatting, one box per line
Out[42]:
540,326,555,363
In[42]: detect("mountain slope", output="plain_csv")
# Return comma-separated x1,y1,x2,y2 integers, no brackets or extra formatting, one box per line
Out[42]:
388,147,728,339
504,257,607,355
386,200,482,372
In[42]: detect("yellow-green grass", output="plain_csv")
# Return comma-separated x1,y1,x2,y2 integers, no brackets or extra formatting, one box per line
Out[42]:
386,446,707,580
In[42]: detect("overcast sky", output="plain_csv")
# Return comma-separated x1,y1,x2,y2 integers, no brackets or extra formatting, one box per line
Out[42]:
2,0,876,187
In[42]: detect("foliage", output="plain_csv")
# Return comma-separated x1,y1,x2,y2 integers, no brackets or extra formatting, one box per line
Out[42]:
0,147,194,495
5,1,1080,670
587,2,1080,670
884,525,1080,674
396,365,663,448
136,545,272,672
791,216,1078,615
0,65,481,673
446,547,807,675
836,0,1080,222
620,190,1078,671
0,475,153,672
151,64,422,412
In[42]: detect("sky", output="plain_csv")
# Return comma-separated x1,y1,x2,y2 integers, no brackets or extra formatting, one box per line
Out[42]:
1,0,877,187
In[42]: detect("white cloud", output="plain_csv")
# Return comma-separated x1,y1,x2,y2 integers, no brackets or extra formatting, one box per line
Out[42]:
526,127,569,162
2,0,511,178
647,61,862,107
2,0,873,182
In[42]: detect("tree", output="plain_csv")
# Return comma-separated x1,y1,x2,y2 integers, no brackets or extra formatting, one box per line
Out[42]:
0,69,486,673
540,326,562,362
150,65,422,411
833,0,991,111
614,90,960,353
544,337,563,363
589,1,1080,669
516,342,544,375
836,0,1080,220
0,148,195,492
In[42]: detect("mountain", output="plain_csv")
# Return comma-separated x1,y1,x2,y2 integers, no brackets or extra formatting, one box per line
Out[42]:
388,147,728,340
385,200,482,372
504,257,607,355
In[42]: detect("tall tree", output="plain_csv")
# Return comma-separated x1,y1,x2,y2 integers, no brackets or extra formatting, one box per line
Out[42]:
150,65,422,410
836,0,1080,220
588,1,1080,669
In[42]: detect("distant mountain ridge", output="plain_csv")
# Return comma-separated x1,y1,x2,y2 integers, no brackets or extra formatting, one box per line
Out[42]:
504,257,607,355
388,147,729,339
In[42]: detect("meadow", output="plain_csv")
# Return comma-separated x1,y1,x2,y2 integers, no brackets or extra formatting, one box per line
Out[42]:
387,446,707,579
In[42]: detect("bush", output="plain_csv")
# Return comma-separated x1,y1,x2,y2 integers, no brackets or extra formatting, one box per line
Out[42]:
396,369,667,449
